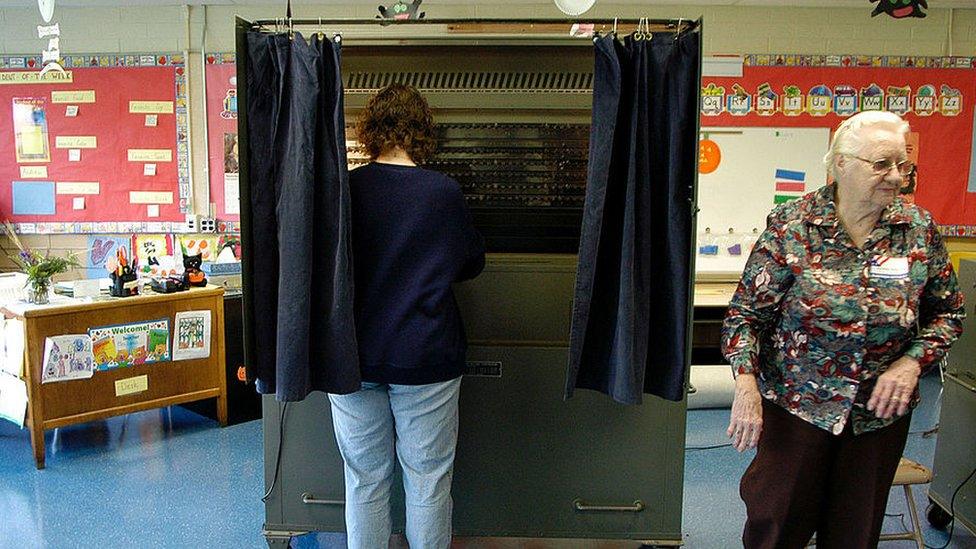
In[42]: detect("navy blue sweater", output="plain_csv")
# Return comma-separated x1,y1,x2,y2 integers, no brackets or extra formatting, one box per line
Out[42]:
349,162,485,385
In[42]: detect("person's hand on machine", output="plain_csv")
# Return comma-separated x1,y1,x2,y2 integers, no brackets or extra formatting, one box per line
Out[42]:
728,373,763,452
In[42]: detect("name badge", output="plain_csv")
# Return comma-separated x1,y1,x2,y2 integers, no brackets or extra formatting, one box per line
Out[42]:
869,256,909,279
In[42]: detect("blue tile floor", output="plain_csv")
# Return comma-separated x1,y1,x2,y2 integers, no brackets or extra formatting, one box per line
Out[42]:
1,373,973,548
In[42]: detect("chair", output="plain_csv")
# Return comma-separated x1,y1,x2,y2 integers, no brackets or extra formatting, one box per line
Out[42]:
879,458,932,548
806,457,932,548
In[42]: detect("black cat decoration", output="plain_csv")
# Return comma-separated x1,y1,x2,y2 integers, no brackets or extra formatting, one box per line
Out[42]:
182,253,208,287
377,0,424,21
870,0,927,19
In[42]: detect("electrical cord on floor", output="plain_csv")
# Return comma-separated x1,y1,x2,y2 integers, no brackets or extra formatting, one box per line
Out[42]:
884,512,909,535
925,464,976,549
907,424,940,438
685,443,734,451
262,401,289,503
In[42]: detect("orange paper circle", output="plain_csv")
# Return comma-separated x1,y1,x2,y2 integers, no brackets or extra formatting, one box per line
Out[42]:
698,139,721,174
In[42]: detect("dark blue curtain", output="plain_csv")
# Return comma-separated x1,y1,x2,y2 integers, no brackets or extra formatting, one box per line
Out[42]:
566,29,701,404
244,31,360,401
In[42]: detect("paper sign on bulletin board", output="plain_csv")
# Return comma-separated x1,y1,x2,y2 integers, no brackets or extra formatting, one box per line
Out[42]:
0,54,190,229
205,55,240,221
700,55,976,236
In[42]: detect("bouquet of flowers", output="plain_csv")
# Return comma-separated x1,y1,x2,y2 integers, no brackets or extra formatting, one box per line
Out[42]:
2,221,80,304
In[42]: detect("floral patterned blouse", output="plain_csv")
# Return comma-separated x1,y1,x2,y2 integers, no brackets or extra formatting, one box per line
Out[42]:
722,184,965,435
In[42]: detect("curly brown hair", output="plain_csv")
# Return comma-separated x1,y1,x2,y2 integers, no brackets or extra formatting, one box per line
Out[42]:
356,83,437,164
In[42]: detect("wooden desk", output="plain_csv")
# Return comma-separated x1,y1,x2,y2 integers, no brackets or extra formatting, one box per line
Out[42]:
4,286,227,469
691,282,738,366
693,282,738,308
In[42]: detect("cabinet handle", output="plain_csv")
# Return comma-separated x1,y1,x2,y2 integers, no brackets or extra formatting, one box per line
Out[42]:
301,492,344,506
573,499,645,513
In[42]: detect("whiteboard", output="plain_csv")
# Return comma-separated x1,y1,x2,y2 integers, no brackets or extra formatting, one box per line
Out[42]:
695,126,830,276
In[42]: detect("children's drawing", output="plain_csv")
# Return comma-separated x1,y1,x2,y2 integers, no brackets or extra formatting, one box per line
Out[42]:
173,310,212,361
88,319,170,371
41,334,94,383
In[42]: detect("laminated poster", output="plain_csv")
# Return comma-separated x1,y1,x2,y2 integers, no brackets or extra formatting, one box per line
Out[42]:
223,133,240,215
12,97,51,162
41,334,94,383
88,318,170,371
1,318,25,378
84,235,131,279
173,310,211,361
179,235,218,262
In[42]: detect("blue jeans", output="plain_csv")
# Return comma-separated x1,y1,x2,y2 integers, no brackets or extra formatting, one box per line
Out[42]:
328,378,462,549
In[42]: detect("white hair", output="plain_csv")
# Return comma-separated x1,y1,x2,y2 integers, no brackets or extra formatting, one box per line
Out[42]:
823,111,910,180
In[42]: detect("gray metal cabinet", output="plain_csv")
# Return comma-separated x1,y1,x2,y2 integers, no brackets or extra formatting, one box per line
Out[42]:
945,260,976,382
452,345,685,540
929,373,976,535
262,347,685,544
262,255,687,546
262,391,406,539
927,259,976,534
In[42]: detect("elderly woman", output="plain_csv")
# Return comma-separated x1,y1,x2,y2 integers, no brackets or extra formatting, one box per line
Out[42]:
328,83,485,549
722,110,964,548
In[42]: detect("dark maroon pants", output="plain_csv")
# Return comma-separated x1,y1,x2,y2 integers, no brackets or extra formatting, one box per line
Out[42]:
741,399,911,549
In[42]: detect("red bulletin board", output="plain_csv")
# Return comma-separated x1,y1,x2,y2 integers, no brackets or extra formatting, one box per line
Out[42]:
701,55,976,236
205,55,239,222
0,54,189,228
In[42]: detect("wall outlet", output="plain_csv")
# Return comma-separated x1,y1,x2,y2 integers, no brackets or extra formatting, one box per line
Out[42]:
199,217,217,233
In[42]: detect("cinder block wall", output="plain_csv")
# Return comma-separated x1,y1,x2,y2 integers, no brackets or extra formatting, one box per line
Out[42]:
0,3,975,275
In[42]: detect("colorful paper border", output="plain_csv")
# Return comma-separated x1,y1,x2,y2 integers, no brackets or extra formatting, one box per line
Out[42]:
744,54,976,69
10,221,239,234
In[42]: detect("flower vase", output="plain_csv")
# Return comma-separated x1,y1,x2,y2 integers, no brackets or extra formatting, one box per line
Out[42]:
28,278,51,305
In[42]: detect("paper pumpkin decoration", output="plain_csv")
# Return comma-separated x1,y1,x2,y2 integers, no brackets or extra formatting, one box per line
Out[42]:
698,139,721,174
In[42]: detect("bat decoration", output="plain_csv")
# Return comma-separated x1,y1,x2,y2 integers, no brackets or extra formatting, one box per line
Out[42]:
870,0,928,19
378,0,425,21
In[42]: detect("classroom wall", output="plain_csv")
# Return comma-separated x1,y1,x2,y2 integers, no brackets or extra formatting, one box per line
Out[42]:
0,3,975,277
3,3,963,58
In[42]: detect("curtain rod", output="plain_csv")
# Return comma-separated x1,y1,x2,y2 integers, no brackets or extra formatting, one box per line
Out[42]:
250,17,699,32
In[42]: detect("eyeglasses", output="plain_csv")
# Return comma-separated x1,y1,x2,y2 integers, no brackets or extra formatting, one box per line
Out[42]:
847,155,915,176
